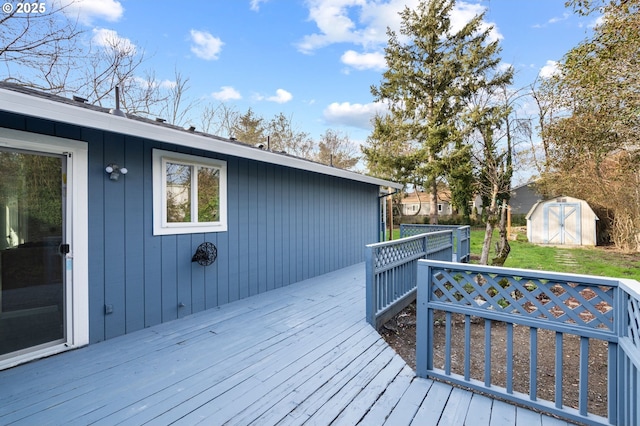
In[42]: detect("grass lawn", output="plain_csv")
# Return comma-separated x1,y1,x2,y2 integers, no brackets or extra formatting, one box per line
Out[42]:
389,227,640,280
473,228,640,280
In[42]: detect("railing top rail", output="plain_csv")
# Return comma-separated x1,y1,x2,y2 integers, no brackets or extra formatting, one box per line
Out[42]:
619,277,640,300
366,230,453,249
418,259,622,288
401,223,469,229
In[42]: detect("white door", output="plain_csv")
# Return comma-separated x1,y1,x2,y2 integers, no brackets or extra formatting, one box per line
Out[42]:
546,203,581,245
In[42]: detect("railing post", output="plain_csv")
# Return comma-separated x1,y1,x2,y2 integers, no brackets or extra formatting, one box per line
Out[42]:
365,245,376,327
614,285,625,425
416,260,430,378
456,227,462,262
449,231,454,262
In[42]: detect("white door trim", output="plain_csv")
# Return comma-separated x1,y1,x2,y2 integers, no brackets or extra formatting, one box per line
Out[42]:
0,127,89,370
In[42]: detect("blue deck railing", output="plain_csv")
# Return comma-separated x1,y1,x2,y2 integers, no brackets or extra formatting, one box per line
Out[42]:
399,224,471,263
365,231,453,330
415,260,640,426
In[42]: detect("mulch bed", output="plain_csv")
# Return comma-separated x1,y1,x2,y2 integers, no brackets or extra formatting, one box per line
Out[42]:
380,302,609,418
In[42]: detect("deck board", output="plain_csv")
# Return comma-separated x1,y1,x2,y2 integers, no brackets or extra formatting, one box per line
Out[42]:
0,263,570,425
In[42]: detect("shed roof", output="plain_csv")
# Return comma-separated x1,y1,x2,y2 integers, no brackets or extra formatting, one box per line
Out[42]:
525,195,599,220
0,83,402,190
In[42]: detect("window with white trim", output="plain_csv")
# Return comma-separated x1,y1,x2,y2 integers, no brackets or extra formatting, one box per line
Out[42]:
153,149,227,235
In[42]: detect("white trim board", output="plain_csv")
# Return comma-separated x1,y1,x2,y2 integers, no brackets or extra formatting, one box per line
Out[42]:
0,87,403,190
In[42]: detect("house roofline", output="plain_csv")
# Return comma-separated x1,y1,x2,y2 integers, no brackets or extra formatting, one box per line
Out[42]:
0,84,402,190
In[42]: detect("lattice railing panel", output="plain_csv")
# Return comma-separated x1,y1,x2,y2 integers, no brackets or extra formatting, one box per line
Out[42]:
430,268,615,331
373,238,425,272
400,224,458,238
627,295,640,349
426,232,451,253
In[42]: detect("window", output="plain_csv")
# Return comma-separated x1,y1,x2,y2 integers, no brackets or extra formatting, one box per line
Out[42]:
437,203,443,213
153,149,227,235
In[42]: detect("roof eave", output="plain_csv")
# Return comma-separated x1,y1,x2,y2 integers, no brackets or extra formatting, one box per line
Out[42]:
0,87,402,190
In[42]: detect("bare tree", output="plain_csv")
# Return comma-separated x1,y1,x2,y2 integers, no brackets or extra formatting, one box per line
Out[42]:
314,129,359,170
79,34,166,116
198,102,240,138
156,69,198,126
266,113,315,158
1,1,83,92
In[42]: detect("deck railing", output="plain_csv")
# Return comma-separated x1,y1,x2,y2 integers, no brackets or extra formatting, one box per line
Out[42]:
365,231,453,330
416,260,640,426
400,224,471,263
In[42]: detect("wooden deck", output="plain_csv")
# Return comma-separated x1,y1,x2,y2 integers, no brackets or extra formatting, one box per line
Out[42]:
0,263,571,425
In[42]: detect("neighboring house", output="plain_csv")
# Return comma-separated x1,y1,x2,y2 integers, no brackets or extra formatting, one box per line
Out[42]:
0,83,401,370
510,181,543,215
400,190,454,217
526,196,599,246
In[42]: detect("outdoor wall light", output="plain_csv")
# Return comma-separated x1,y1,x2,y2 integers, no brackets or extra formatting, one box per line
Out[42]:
105,163,128,180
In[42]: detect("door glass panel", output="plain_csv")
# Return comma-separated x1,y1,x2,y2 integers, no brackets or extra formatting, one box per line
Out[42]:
0,149,65,357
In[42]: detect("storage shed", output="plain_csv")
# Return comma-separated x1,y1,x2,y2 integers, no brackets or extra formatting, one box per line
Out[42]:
0,82,401,370
526,196,599,246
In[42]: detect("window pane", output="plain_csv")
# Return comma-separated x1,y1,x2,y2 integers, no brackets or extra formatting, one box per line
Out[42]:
166,162,191,222
197,166,220,222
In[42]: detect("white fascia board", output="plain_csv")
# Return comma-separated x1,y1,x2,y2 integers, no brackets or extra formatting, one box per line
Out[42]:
0,88,403,190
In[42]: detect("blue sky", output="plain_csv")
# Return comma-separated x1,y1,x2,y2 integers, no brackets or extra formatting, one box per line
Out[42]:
61,0,597,160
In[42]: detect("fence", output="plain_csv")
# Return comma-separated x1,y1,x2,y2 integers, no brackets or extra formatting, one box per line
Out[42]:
365,231,453,330
400,224,471,263
416,260,640,426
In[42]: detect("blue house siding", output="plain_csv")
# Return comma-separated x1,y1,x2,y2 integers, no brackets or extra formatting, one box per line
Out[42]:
0,111,380,344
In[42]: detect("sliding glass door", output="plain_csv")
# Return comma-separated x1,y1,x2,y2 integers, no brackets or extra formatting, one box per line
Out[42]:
0,148,66,357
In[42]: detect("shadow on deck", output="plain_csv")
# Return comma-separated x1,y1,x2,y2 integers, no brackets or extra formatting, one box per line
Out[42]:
0,263,569,425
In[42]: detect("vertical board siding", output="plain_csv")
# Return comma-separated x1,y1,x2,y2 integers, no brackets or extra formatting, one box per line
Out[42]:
191,233,206,313
124,136,145,333
1,114,380,343
103,132,127,339
143,139,162,329
85,127,106,343
176,234,192,318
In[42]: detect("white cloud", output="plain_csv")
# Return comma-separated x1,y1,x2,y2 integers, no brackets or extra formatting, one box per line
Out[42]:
160,80,177,90
133,77,176,90
58,0,124,24
539,60,560,78
190,30,224,60
450,2,502,43
297,0,503,54
265,89,293,104
250,0,269,11
92,28,136,54
212,86,242,101
341,50,386,70
323,101,388,129
548,12,571,24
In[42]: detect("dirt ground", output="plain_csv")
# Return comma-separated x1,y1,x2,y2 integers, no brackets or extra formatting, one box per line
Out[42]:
380,301,609,419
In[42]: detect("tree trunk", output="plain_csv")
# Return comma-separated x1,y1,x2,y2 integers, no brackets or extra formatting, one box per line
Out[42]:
480,220,494,265
480,184,499,265
429,178,439,224
491,204,511,266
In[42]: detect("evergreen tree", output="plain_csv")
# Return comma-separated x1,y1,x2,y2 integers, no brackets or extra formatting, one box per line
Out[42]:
232,108,266,145
366,0,511,224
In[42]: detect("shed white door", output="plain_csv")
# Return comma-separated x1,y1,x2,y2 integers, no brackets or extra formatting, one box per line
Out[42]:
545,203,581,244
